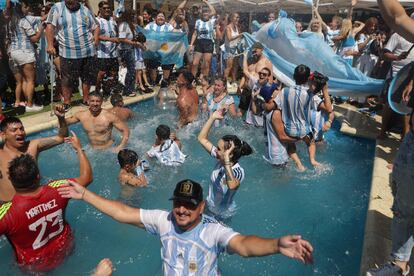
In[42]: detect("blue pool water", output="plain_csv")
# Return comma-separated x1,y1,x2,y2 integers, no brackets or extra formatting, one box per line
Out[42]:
0,98,375,275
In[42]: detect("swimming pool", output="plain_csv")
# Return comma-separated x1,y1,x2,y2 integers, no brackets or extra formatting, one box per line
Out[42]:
0,98,375,275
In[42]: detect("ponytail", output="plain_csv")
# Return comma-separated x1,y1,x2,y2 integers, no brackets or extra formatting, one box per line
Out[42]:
222,135,253,163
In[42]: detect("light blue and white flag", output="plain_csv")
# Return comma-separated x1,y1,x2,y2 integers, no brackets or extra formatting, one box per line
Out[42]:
137,26,188,68
304,0,313,6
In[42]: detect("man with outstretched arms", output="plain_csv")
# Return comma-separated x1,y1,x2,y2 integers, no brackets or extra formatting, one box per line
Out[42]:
65,92,129,152
0,132,92,273
0,106,68,202
58,179,314,275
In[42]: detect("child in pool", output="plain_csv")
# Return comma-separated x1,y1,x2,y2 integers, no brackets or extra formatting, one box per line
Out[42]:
118,149,148,187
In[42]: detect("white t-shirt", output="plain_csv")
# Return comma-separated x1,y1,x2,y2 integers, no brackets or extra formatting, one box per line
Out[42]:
140,209,239,276
385,33,414,76
147,139,186,166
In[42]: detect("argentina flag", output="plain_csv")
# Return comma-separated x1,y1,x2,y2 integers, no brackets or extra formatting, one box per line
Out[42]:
137,27,188,68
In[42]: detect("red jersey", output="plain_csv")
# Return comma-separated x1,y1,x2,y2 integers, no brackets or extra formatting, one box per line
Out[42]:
0,179,74,272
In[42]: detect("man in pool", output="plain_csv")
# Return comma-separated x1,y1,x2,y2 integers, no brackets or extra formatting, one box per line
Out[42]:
0,106,68,202
176,71,198,128
58,179,314,275
0,132,92,273
107,93,134,122
65,92,129,153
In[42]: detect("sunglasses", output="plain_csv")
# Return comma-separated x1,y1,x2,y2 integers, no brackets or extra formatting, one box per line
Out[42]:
259,72,268,77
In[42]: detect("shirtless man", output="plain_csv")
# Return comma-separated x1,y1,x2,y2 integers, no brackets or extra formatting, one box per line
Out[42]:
176,71,198,128
107,93,134,122
238,42,273,115
66,92,129,152
0,106,68,202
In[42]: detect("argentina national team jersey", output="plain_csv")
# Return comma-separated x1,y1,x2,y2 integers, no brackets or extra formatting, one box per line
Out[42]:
9,16,38,51
206,94,234,127
145,22,174,33
195,17,216,40
47,2,97,59
97,17,118,58
140,209,239,276
147,139,186,166
275,85,322,138
207,146,245,217
263,110,289,166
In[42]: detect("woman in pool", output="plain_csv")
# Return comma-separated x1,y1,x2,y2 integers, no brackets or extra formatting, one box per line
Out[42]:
198,110,253,219
201,77,238,126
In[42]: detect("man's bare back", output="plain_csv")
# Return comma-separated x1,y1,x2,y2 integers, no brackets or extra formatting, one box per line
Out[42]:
107,107,134,122
177,87,199,128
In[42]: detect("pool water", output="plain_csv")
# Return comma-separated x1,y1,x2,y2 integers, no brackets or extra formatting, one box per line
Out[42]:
0,98,375,275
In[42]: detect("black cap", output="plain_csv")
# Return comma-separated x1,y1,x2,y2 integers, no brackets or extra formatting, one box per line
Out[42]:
169,179,203,205
252,42,264,50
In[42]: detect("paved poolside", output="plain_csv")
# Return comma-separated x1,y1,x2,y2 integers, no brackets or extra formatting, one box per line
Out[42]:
9,94,412,275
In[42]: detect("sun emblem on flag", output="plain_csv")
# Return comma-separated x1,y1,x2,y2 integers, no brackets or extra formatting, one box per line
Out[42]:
160,43,169,51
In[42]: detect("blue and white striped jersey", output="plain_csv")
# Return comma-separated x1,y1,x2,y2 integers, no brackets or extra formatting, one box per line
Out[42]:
147,139,186,166
195,17,216,40
206,93,234,127
275,85,322,138
47,2,97,59
310,107,331,141
263,110,289,166
145,22,174,32
140,209,239,276
9,16,37,51
118,21,134,50
97,17,118,58
207,146,245,217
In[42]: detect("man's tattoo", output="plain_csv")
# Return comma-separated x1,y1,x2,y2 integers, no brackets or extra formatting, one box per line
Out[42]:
38,137,60,150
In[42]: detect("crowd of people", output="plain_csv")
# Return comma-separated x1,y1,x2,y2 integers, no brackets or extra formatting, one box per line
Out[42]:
0,0,413,275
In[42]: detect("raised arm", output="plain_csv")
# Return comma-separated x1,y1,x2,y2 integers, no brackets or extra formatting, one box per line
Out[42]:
227,234,313,264
348,0,358,20
66,131,93,187
203,0,216,16
198,110,223,153
59,180,144,227
34,105,69,152
378,0,414,42
318,84,333,113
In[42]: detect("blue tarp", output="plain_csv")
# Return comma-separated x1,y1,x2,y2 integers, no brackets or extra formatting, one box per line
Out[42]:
245,18,384,96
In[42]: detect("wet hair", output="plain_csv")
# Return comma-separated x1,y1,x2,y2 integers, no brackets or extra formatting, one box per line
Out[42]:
178,71,194,89
0,117,22,132
110,93,123,107
156,124,170,140
293,64,310,85
221,135,253,163
89,91,103,100
8,154,39,190
117,149,138,168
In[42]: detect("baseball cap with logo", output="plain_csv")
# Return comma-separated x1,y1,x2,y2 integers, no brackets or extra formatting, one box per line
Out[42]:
169,179,203,205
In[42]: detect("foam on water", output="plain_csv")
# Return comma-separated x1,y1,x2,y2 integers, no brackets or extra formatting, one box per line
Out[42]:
0,98,375,275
